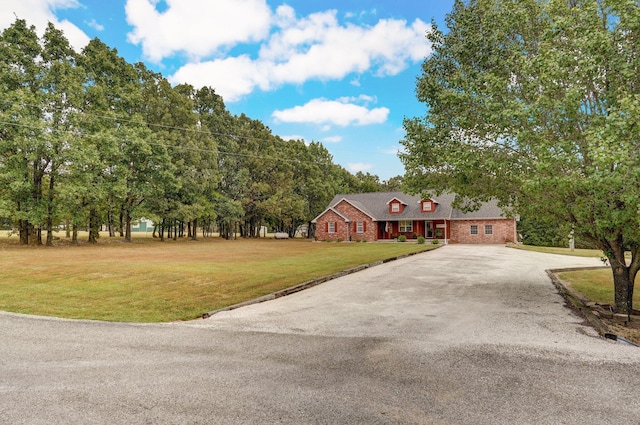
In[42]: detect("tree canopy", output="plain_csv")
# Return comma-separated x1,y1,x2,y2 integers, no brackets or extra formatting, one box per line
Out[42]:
0,19,399,246
401,0,640,314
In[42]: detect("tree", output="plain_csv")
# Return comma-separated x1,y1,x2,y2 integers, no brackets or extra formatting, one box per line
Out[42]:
401,0,640,314
40,23,84,246
0,20,46,245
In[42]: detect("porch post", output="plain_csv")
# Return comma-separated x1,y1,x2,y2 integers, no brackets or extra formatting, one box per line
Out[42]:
445,220,450,244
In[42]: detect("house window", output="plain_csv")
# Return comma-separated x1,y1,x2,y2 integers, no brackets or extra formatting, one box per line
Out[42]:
470,225,478,235
356,221,364,233
328,221,335,234
399,221,413,233
391,203,400,213
422,201,432,212
485,225,493,235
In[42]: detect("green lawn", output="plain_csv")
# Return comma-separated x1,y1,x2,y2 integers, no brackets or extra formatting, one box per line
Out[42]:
557,268,640,307
0,237,436,322
508,243,604,258
510,244,639,308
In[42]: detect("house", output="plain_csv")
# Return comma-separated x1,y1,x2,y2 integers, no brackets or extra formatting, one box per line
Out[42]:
312,191,517,244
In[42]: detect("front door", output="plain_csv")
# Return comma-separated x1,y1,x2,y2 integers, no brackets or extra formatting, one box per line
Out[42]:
425,221,434,238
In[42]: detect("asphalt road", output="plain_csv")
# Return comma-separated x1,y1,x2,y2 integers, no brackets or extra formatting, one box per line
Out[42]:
1,245,639,424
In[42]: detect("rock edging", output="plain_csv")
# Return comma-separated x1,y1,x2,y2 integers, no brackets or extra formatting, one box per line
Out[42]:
201,249,430,319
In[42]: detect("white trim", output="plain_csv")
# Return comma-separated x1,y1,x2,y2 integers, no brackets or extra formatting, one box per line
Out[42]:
386,197,408,206
311,207,352,223
332,198,377,221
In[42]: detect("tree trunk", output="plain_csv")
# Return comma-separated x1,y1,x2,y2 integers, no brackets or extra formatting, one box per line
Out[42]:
19,219,30,245
108,204,115,237
191,218,198,241
46,169,56,246
72,223,78,245
605,243,640,315
124,208,132,242
88,208,100,244
611,261,633,314
119,206,125,237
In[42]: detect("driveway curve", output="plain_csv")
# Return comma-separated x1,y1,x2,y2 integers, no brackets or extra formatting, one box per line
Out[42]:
1,245,639,424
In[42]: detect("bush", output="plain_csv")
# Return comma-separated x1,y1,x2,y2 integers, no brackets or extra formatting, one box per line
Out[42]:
417,236,425,244
431,239,440,245
398,235,407,242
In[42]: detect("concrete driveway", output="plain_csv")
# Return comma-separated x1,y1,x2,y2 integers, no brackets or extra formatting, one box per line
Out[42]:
1,245,639,424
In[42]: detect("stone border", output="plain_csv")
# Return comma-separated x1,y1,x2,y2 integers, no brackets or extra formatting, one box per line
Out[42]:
546,267,612,337
547,267,640,347
201,248,433,319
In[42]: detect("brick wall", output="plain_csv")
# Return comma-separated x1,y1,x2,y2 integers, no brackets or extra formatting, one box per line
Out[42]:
449,219,516,244
334,200,377,241
314,209,349,241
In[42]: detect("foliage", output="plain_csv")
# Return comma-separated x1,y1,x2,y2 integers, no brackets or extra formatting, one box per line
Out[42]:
398,235,407,242
417,236,425,244
401,0,640,314
0,18,384,246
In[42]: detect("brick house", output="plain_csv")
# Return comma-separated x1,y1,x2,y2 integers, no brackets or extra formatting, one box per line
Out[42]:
312,191,517,244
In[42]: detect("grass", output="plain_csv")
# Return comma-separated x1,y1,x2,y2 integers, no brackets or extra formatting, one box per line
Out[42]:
0,234,436,322
557,268,640,308
510,243,640,343
558,268,640,344
507,243,604,258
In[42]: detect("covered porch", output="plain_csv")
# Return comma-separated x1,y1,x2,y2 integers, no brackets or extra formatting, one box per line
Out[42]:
378,219,449,241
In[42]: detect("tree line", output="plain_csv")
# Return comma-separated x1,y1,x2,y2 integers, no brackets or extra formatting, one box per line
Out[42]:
0,19,401,245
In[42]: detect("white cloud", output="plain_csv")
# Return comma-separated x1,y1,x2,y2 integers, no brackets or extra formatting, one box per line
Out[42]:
167,4,431,101
86,18,104,31
272,98,389,127
322,136,342,143
280,135,306,142
348,162,374,173
0,0,90,51
169,55,268,102
125,0,272,62
262,11,431,85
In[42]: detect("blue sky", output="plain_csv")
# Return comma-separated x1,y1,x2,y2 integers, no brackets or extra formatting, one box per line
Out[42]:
0,0,455,180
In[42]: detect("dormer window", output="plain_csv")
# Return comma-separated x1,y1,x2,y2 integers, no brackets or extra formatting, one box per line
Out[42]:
422,201,433,212
387,197,407,214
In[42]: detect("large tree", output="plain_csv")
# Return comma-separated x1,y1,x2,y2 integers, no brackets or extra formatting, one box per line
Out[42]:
401,0,640,314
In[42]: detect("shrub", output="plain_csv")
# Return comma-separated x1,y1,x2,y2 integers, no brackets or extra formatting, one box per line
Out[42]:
417,236,425,244
398,235,407,242
432,239,440,245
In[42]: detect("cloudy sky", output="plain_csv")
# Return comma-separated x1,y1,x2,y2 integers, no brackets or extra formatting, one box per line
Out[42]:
0,0,455,180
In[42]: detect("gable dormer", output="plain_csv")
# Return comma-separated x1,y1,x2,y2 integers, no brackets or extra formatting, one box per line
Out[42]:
420,198,438,213
386,197,407,214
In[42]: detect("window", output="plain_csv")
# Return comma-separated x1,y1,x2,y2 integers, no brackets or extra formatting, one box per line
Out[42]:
422,201,432,212
399,221,413,233
470,225,478,235
391,203,400,213
485,225,493,235
356,221,364,233
328,221,335,233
